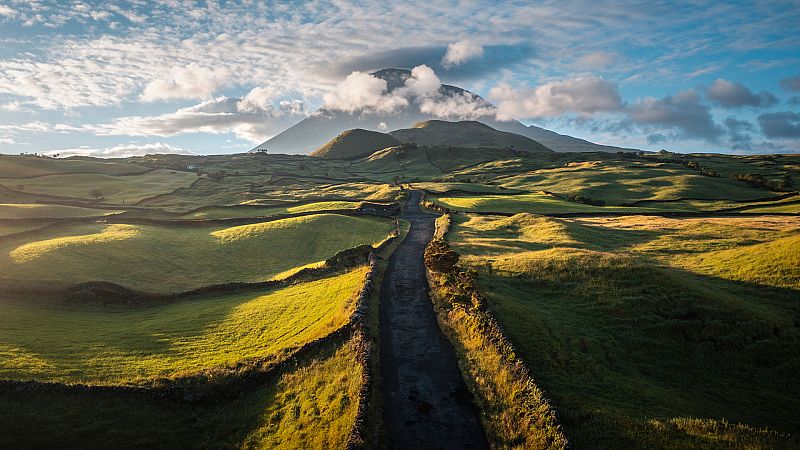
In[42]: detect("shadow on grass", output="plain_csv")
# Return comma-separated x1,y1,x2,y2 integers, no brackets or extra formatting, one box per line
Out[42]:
0,338,352,450
475,258,800,449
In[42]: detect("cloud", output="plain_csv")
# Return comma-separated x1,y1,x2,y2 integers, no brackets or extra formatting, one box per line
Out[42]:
724,116,755,150
574,52,616,69
141,64,227,102
322,64,492,120
628,90,723,141
490,76,623,120
441,41,484,68
322,71,407,114
706,79,777,108
45,142,195,158
758,111,800,138
90,88,307,143
0,5,15,18
780,75,800,92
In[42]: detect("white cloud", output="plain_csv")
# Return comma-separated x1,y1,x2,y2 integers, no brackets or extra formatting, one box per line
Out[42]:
45,142,195,158
0,5,15,17
322,71,407,113
441,40,483,68
141,64,227,102
322,64,489,120
419,91,495,120
89,88,307,143
490,76,623,120
398,65,441,98
574,52,616,69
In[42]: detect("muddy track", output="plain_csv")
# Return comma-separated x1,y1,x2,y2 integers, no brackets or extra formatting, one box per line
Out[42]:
379,190,488,449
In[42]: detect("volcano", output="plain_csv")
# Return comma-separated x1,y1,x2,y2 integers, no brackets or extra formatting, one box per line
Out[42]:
252,68,633,154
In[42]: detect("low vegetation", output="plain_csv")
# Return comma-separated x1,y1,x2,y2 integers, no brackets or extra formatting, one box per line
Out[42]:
0,267,367,384
0,214,393,293
445,213,800,448
0,335,365,449
425,214,569,449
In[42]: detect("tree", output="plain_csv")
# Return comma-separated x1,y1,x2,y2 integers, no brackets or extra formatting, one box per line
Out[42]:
89,189,104,200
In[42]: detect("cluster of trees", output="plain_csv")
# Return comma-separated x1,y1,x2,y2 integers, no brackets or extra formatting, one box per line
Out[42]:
566,194,606,206
730,172,793,191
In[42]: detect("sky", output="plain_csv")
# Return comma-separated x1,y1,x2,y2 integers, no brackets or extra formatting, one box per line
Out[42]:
0,0,799,157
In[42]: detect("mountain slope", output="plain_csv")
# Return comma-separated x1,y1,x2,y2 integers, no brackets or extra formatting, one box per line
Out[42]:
390,120,552,153
310,129,401,159
252,68,632,154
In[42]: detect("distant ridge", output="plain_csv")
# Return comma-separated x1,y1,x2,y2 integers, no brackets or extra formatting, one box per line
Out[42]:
310,129,401,159
252,68,634,154
390,120,552,153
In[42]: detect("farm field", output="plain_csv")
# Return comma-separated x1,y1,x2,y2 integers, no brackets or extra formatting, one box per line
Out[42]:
0,149,797,449
445,213,800,448
0,203,123,219
0,267,367,384
183,200,365,219
0,335,364,450
0,169,198,205
0,214,394,293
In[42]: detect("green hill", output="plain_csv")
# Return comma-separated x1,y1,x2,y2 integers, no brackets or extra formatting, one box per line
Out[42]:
310,128,401,160
390,120,552,153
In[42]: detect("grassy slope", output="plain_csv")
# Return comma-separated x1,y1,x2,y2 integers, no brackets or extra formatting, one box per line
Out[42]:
432,192,662,214
497,161,777,205
0,169,197,204
0,267,366,384
0,336,364,450
184,201,363,219
0,213,393,293
311,128,401,160
0,155,149,178
0,203,122,219
448,214,800,448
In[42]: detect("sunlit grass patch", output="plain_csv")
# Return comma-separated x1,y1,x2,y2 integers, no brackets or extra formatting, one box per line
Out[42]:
0,213,393,293
0,203,122,219
0,335,365,450
0,267,367,384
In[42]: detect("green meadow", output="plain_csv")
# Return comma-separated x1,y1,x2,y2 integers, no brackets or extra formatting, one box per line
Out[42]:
0,267,367,384
0,148,797,448
0,214,393,293
446,213,800,448
0,336,364,450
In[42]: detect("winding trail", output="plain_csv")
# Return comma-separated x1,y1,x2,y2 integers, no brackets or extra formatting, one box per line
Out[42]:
379,190,488,449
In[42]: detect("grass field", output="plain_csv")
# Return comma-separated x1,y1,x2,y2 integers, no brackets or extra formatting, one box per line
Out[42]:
0,169,197,204
0,214,393,293
0,155,149,178
496,160,778,205
431,192,662,214
184,201,364,219
446,213,800,448
0,336,364,449
0,203,122,219
0,267,367,384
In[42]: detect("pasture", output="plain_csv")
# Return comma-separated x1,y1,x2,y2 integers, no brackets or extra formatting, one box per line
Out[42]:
0,336,364,449
446,213,800,448
0,213,394,293
0,267,367,384
0,169,198,205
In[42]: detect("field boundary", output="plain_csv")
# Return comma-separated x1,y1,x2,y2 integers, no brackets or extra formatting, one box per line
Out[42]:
0,226,399,408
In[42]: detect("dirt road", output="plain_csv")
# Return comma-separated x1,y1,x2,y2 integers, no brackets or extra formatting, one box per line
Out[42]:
379,190,488,449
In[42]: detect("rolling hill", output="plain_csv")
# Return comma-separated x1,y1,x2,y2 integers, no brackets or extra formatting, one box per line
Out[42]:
310,128,401,159
251,68,634,154
390,120,552,153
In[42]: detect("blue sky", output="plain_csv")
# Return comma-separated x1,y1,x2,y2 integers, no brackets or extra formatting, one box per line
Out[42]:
0,0,798,157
